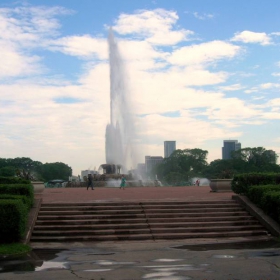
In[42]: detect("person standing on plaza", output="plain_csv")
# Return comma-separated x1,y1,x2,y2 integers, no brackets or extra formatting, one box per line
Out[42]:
120,175,126,190
87,173,94,190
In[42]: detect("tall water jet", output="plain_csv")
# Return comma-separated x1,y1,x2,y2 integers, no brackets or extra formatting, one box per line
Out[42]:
105,28,135,172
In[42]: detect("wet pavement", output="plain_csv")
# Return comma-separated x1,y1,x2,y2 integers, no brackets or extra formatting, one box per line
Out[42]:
1,239,280,279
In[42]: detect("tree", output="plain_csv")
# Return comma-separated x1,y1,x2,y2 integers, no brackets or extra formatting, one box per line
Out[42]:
232,147,279,170
39,162,72,181
153,148,208,184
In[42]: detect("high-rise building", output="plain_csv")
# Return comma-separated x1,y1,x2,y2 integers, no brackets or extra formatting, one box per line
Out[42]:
164,141,176,158
222,140,241,159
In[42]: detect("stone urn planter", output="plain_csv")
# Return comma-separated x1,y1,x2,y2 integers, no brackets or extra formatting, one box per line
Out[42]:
209,179,232,192
32,181,45,194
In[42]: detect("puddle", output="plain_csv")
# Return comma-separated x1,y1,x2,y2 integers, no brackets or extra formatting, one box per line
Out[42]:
152,259,184,262
172,240,280,251
143,272,191,280
211,255,238,259
84,268,113,272
94,260,136,265
0,248,116,273
247,250,280,258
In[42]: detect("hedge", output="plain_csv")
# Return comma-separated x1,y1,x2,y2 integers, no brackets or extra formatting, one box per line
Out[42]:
0,194,32,210
247,185,280,207
0,176,31,184
0,199,28,243
247,184,280,224
0,184,34,208
231,173,280,195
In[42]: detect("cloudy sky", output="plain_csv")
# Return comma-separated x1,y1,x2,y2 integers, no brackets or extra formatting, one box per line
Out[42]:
1,0,280,175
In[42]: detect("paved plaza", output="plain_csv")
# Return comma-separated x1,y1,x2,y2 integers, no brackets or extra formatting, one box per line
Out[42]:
39,185,233,203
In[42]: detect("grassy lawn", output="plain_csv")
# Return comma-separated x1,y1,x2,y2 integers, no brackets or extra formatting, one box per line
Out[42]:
0,243,31,256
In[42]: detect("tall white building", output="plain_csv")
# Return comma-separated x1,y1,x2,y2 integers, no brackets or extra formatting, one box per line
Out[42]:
164,141,176,158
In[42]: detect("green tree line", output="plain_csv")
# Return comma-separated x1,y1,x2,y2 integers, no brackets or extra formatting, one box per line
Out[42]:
152,147,280,185
0,157,72,182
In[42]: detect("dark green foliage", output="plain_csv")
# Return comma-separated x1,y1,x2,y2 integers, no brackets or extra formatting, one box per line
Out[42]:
0,166,17,177
0,184,34,208
0,157,72,182
38,162,72,181
0,243,31,255
260,190,280,223
153,148,208,184
204,147,280,180
0,176,30,184
0,194,32,210
231,173,280,195
247,185,280,206
247,185,280,224
163,172,189,186
0,199,27,243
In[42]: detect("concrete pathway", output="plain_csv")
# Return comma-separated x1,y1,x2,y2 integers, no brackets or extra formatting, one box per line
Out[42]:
2,239,280,279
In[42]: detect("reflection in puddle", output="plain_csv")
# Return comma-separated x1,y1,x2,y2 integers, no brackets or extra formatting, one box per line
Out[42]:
172,240,280,251
212,255,237,259
35,261,69,271
152,259,184,262
247,250,280,258
143,271,191,280
84,268,112,272
94,260,136,265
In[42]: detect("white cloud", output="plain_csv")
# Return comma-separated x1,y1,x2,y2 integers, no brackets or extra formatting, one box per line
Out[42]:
260,83,280,89
167,40,241,66
113,9,194,45
0,41,42,78
218,84,244,91
50,35,108,59
193,12,214,20
0,5,72,78
231,30,271,45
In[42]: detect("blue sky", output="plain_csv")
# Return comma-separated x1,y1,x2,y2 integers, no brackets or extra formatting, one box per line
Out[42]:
1,0,280,175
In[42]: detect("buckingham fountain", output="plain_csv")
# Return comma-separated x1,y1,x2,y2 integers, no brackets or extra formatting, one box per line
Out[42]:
93,28,140,186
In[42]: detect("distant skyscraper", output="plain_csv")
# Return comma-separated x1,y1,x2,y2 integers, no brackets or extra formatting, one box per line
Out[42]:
222,140,241,159
164,141,176,158
145,156,163,173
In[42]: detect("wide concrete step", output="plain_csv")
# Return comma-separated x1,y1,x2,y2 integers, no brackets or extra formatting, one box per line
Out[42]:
31,200,270,243
32,225,264,237
41,200,237,207
35,215,256,226
34,220,260,231
38,207,242,216
39,203,238,211
36,211,250,221
30,230,268,242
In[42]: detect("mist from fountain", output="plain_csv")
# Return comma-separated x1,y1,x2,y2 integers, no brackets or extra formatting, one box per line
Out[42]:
105,28,136,173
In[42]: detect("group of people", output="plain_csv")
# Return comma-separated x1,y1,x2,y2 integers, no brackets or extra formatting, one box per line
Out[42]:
86,173,126,190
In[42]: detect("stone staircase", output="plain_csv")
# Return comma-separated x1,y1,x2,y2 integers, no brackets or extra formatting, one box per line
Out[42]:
30,200,270,242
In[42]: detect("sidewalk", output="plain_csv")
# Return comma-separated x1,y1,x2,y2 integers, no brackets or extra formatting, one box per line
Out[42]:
39,186,234,203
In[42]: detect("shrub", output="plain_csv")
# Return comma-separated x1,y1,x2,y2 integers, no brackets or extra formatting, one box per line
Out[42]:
0,194,32,210
0,184,34,208
231,173,280,195
0,176,30,184
0,199,28,243
260,190,280,223
247,185,280,207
